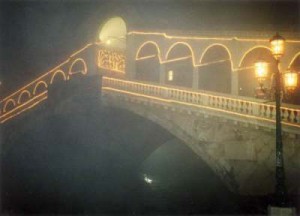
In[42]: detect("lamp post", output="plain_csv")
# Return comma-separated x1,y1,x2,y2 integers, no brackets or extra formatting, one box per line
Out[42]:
270,32,287,207
255,33,298,208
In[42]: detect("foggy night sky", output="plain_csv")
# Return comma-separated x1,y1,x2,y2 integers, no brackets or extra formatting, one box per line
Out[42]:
0,0,299,96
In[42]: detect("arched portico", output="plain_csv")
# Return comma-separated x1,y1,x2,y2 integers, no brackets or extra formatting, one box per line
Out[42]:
238,46,276,97
135,41,161,83
198,44,232,93
165,42,194,88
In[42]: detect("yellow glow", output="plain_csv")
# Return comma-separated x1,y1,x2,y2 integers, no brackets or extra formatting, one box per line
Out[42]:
69,43,93,58
165,42,195,64
0,92,47,123
99,17,126,50
163,56,192,64
284,71,298,90
136,55,157,61
233,66,254,71
288,52,300,68
69,58,88,75
255,61,269,81
50,70,67,84
33,81,48,95
270,36,285,59
97,49,125,73
135,41,162,61
198,59,231,68
17,90,31,104
0,42,94,123
0,59,69,103
168,70,174,81
3,98,16,112
135,41,232,69
128,31,300,43
0,42,92,103
238,46,272,67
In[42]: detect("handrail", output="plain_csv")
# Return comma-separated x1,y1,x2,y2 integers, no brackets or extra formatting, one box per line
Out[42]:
0,43,93,104
102,77,300,127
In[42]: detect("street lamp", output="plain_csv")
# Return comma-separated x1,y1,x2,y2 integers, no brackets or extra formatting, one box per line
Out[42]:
255,33,298,208
284,69,298,92
255,61,269,91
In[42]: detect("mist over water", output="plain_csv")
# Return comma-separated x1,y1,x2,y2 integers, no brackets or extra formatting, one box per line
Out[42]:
1,105,263,215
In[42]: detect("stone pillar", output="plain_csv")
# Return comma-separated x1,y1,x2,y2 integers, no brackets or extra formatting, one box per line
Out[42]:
231,69,239,96
125,35,137,80
159,63,166,85
192,67,199,90
87,44,98,77
230,39,240,96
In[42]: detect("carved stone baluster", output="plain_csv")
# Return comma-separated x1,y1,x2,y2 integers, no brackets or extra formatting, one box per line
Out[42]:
295,110,300,124
289,109,296,123
265,105,271,119
245,102,249,114
271,105,276,119
197,93,201,104
281,108,287,122
287,109,292,122
227,99,232,111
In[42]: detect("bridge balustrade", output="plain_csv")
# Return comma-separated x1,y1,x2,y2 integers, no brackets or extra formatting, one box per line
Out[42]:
102,77,300,128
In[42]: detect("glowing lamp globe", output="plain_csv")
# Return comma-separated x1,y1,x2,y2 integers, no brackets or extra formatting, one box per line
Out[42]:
284,70,298,91
255,61,269,82
270,33,285,59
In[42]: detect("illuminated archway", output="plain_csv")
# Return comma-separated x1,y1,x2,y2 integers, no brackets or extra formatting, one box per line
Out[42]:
3,99,16,113
17,90,31,104
238,46,276,97
98,17,127,50
50,70,67,84
198,44,232,93
165,42,194,88
135,41,161,83
69,58,88,76
33,81,48,95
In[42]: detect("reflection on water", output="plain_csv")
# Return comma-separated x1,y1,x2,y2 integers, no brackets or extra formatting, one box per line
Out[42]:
136,139,237,214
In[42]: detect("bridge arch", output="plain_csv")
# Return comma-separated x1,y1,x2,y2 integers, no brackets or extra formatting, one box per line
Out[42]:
3,99,16,113
50,70,67,84
238,46,276,97
68,58,88,76
33,81,48,95
17,90,31,104
135,41,161,83
165,42,194,88
198,44,232,93
103,98,238,193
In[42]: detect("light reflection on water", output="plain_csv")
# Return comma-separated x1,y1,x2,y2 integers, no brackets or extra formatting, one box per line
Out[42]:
133,138,237,214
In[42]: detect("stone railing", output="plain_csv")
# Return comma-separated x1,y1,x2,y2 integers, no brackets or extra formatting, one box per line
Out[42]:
102,77,300,128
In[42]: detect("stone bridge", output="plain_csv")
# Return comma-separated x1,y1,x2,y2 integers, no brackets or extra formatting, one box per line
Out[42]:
1,16,300,195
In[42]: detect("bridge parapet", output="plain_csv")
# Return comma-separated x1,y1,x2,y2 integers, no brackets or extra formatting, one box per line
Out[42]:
102,77,300,135
0,43,94,123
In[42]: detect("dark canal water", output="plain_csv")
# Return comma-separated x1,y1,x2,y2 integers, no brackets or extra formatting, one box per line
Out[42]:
0,106,281,214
